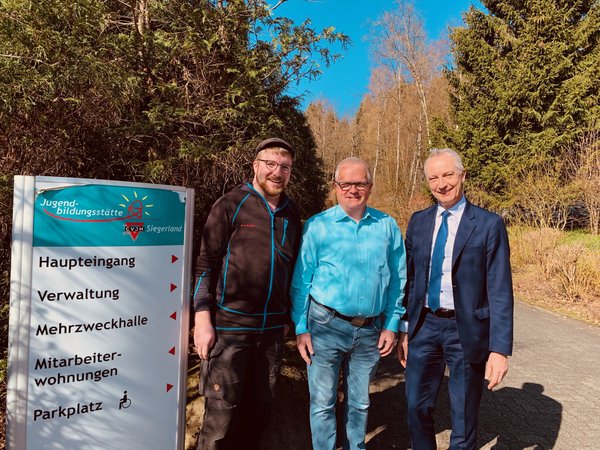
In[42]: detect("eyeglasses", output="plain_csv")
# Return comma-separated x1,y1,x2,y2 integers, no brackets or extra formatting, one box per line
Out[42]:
333,181,371,191
256,158,292,174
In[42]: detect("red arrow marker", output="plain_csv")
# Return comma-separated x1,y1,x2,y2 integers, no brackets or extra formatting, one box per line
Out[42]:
171,255,178,263
170,312,177,320
170,283,177,292
169,346,176,355
166,384,174,392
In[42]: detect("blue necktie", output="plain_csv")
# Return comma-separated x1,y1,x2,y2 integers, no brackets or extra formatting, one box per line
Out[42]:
427,211,449,312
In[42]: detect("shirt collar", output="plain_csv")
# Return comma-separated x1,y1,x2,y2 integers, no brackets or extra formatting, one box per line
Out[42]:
437,195,466,218
333,204,379,222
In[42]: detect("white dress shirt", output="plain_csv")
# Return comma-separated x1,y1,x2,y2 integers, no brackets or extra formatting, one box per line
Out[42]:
426,196,466,310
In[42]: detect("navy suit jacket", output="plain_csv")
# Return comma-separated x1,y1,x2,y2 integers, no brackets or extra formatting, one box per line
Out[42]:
404,200,514,363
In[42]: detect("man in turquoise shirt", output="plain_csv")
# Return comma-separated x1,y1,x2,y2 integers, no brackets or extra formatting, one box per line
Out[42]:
291,157,406,450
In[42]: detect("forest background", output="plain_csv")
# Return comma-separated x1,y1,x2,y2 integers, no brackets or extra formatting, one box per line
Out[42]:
0,1,599,448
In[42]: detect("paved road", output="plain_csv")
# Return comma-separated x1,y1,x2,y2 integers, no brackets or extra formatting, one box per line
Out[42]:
243,300,600,449
366,301,600,450
476,301,600,450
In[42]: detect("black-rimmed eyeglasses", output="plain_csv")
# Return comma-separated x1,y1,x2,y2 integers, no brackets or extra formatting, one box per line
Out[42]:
333,181,371,191
256,158,292,174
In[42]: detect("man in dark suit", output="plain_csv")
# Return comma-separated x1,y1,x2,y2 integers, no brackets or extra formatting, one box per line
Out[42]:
397,148,514,450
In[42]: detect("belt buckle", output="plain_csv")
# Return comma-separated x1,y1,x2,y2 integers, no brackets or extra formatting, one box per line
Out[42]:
350,317,367,327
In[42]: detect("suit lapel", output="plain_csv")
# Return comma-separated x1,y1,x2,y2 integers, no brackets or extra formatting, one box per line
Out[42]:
452,201,477,267
422,206,437,270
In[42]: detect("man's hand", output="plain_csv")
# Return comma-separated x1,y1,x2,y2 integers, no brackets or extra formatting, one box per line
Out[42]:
396,332,408,368
296,332,314,365
485,351,509,390
194,311,215,361
378,329,397,357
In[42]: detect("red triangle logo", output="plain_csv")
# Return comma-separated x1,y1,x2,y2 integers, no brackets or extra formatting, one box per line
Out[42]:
170,312,177,320
125,222,144,241
170,283,177,292
166,383,174,392
169,346,176,355
171,255,178,263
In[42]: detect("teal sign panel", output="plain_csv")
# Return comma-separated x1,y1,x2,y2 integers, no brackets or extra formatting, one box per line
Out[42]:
33,184,186,247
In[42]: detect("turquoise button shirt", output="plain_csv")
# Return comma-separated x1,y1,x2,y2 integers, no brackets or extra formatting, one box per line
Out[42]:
291,205,407,335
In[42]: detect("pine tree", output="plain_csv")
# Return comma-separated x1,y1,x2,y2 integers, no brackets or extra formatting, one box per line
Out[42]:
443,0,600,200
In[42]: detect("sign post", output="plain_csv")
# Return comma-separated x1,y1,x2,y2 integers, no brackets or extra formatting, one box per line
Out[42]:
7,176,194,450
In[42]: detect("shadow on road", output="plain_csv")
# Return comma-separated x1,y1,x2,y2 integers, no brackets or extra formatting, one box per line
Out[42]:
208,340,562,450
478,382,561,449
369,357,562,450
262,339,312,450
366,353,411,449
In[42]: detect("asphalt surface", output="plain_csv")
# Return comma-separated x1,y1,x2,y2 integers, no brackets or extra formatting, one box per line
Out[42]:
475,301,600,450
365,301,600,450
258,300,600,449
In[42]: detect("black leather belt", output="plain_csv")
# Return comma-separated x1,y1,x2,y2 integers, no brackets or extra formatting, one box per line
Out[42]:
425,307,456,319
311,297,377,327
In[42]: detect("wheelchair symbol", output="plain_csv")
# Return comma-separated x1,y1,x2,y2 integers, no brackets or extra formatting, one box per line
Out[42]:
119,390,131,410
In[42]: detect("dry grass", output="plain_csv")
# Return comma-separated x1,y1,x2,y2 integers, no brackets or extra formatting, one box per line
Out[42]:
509,227,600,325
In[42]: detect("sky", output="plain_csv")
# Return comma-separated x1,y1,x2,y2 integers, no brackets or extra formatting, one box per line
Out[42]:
277,0,483,117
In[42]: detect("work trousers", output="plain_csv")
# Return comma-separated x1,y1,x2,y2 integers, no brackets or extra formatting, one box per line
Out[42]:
195,330,284,450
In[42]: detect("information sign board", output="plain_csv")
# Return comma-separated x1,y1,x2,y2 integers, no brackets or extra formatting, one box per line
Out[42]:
7,176,194,450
